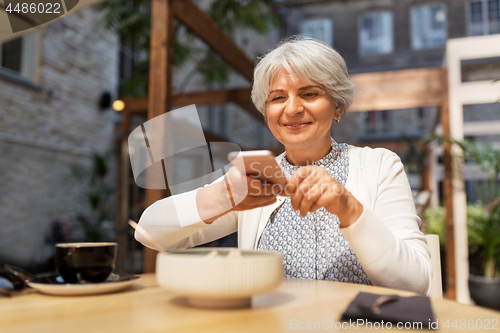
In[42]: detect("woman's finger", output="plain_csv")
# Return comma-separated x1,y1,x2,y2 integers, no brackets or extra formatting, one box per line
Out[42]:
297,185,323,217
307,182,336,213
286,166,313,194
290,171,321,211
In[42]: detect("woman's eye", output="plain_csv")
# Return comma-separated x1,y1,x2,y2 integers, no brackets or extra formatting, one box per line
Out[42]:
271,96,284,101
304,93,318,98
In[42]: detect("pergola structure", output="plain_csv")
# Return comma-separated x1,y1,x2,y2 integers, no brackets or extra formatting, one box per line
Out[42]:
117,0,464,300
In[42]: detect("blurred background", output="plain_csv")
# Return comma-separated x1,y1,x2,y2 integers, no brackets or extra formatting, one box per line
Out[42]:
0,0,499,305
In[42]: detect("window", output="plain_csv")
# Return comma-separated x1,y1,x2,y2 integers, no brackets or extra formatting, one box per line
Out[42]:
359,11,393,55
467,0,500,36
0,33,38,82
301,19,333,46
364,110,393,134
411,4,447,50
365,111,377,134
417,107,427,130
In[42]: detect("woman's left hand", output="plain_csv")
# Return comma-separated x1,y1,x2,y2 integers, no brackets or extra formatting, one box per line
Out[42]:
286,165,364,227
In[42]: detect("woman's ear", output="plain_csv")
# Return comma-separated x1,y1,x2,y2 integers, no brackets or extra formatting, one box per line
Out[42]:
334,104,344,120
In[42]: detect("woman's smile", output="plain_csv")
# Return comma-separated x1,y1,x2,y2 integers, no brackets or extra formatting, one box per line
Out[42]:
283,121,312,130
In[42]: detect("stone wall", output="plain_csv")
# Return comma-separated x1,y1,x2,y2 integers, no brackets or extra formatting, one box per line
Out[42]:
0,7,119,270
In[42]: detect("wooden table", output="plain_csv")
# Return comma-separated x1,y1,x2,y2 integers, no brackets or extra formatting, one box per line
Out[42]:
1,274,499,332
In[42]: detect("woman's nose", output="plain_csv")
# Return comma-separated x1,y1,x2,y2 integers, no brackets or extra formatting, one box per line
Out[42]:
284,95,304,115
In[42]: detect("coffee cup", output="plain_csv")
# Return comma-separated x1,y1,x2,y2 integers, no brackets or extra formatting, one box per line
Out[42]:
55,242,117,283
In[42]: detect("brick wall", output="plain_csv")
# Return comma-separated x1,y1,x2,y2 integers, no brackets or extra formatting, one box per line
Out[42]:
0,8,119,269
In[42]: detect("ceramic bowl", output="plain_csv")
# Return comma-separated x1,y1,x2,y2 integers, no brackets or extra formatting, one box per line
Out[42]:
156,248,283,308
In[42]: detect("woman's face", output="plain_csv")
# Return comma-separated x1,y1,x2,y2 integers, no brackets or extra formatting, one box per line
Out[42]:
265,71,342,152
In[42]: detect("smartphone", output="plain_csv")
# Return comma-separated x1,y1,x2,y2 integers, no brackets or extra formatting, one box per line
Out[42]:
227,150,287,187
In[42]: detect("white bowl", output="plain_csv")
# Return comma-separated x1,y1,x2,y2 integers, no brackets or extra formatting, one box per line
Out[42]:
156,248,283,308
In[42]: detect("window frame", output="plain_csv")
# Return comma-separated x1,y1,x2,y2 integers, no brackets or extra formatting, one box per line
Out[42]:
300,18,334,47
358,11,394,56
0,32,41,85
410,3,448,50
466,0,500,36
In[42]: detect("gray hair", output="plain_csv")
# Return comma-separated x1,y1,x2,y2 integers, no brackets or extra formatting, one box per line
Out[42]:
251,36,354,118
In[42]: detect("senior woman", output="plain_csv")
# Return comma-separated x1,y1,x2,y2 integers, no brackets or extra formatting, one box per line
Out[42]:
135,37,432,295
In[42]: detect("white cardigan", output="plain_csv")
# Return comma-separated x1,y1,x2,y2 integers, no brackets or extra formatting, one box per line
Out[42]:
136,145,432,295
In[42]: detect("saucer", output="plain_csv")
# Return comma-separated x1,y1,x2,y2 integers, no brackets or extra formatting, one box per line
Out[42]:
27,273,139,296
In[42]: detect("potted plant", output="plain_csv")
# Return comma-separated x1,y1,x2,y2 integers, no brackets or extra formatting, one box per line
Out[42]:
423,202,500,308
455,140,500,310
467,200,500,310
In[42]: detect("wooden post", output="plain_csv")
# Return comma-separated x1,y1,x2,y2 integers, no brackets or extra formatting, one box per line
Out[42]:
441,100,456,300
143,0,174,273
115,109,131,273
420,143,431,193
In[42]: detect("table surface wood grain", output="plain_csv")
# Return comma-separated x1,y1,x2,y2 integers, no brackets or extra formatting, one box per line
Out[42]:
1,274,499,333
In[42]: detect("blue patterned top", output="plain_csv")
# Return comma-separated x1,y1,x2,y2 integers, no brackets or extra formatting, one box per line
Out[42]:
257,138,372,285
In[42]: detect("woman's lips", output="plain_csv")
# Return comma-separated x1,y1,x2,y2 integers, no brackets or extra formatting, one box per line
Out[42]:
284,122,311,130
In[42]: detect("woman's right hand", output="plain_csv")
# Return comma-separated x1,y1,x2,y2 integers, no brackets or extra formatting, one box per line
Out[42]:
197,166,283,224
225,166,283,210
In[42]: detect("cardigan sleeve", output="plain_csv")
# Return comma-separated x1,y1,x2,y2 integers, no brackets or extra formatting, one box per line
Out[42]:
135,154,288,251
340,149,433,296
135,186,239,250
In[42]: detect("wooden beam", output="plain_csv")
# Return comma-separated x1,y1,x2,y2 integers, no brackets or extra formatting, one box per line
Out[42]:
349,68,447,112
143,0,175,273
172,89,233,106
122,87,264,122
121,98,149,114
441,100,457,300
355,140,414,154
172,87,256,109
171,0,254,81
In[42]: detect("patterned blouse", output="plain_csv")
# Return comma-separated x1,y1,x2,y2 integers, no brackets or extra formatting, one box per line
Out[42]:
258,138,372,285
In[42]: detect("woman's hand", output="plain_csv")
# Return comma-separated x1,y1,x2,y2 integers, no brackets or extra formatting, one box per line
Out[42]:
286,165,363,227
224,166,283,210
198,166,283,224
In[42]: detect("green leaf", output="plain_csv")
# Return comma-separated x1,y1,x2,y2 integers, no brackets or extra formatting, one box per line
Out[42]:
423,206,446,246
209,0,278,34
198,51,232,85
173,41,192,67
